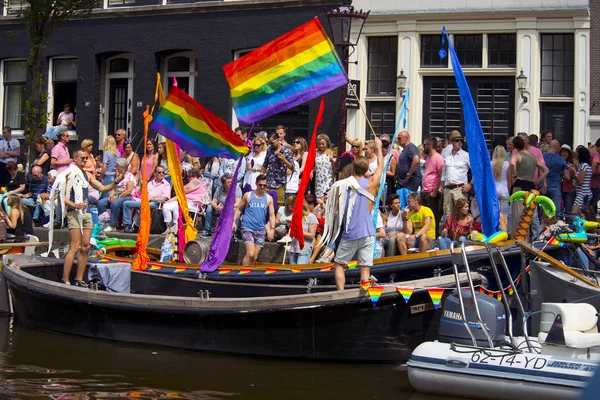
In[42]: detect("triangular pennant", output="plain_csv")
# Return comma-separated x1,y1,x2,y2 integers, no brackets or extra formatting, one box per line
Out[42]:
291,268,302,273
238,268,252,275
508,286,514,296
396,287,414,304
347,260,358,269
218,268,232,275
479,286,485,293
427,288,445,310
496,292,503,301
320,264,334,272
174,268,186,273
360,281,371,291
368,285,385,307
264,268,278,275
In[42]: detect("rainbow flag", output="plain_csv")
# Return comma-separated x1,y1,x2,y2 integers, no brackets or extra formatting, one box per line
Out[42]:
368,285,385,307
397,287,414,304
218,268,232,275
173,268,186,274
427,288,445,310
360,281,371,291
347,261,358,269
149,86,248,159
222,17,347,125
291,268,302,273
264,268,279,275
548,237,566,248
238,268,252,275
320,265,333,272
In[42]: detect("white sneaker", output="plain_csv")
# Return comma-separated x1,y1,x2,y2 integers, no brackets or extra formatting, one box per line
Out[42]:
103,225,115,232
43,222,50,228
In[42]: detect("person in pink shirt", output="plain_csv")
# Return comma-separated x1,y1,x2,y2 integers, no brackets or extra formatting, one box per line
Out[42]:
121,165,172,233
162,167,204,233
589,138,600,212
50,131,72,173
420,136,444,233
115,128,127,157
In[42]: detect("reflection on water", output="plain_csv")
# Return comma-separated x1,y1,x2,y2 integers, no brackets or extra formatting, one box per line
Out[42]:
0,316,461,400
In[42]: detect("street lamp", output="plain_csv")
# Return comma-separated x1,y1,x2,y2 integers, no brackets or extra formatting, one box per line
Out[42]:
325,0,370,155
397,69,407,98
516,69,528,103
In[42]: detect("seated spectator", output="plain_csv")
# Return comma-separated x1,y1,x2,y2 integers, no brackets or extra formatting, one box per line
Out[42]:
5,161,25,196
274,195,294,240
289,200,318,264
33,170,58,225
401,192,436,254
375,211,386,258
2,194,33,237
437,198,475,250
202,173,242,237
121,165,171,233
98,158,135,232
44,103,75,139
162,167,204,233
21,166,48,208
123,140,140,177
383,194,410,256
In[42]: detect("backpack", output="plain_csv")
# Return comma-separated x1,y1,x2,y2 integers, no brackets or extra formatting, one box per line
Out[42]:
150,208,167,235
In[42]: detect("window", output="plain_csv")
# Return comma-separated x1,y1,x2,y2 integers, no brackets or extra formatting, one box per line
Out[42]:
366,102,395,136
108,0,134,6
3,60,26,130
541,33,574,97
51,58,78,125
488,34,516,67
163,52,196,96
5,0,28,15
454,35,483,68
420,35,448,68
104,55,134,140
367,36,398,96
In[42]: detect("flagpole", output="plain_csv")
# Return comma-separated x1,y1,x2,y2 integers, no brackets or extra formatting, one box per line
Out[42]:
347,83,377,139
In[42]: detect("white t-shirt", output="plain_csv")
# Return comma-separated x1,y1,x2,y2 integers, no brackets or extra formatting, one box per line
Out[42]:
58,111,74,126
0,138,20,164
285,160,300,194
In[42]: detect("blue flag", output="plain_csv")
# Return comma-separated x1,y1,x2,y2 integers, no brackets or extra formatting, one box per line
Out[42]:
440,27,500,236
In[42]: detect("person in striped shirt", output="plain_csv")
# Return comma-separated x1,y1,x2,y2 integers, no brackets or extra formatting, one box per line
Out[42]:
572,146,593,215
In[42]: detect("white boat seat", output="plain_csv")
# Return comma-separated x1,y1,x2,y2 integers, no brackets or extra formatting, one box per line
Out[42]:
538,303,600,348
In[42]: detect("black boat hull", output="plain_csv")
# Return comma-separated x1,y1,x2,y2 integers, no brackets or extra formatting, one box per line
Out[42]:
3,264,479,362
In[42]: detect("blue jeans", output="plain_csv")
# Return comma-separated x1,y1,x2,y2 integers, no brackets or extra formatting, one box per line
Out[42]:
122,200,160,226
204,205,219,233
437,236,467,250
101,175,115,199
43,125,67,139
547,187,562,214
98,196,132,226
563,192,575,214
289,246,313,264
576,247,596,271
21,197,35,208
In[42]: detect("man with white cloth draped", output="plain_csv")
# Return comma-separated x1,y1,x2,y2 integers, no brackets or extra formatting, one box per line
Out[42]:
53,150,123,287
321,138,384,291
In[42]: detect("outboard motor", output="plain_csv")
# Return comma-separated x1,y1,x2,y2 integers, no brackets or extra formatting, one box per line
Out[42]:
437,290,506,346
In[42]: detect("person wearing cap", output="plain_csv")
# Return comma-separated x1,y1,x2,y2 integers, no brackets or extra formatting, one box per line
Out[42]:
396,131,422,191
440,130,471,217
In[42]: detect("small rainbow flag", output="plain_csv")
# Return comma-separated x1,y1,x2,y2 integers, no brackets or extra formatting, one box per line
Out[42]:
347,261,358,269
264,268,279,275
291,268,302,273
218,268,232,275
368,285,385,307
479,286,485,293
222,18,347,125
238,268,252,275
496,292,503,301
320,265,333,272
360,281,371,291
427,288,445,310
548,237,566,248
149,86,248,158
149,265,162,271
397,287,414,304
173,268,186,273
508,285,514,296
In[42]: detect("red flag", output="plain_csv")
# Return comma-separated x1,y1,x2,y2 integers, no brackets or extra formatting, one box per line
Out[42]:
290,97,325,249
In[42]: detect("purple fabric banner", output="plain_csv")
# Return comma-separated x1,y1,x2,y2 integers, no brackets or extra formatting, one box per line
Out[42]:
200,157,243,272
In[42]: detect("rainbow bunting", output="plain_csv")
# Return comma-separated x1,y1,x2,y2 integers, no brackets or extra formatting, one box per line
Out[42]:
291,268,302,273
149,265,162,271
238,268,252,275
218,268,232,275
320,265,333,272
173,268,186,273
368,285,385,307
347,261,358,269
264,268,279,275
496,292,503,301
149,86,249,158
397,287,414,304
508,286,514,296
427,288,445,310
222,17,347,125
360,281,371,291
479,286,485,293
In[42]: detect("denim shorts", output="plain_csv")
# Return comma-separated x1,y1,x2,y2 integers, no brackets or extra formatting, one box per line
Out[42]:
242,228,265,247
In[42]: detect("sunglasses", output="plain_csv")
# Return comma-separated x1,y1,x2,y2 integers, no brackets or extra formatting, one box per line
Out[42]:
257,184,267,188
294,141,301,144
351,145,360,149
453,139,463,143
382,141,390,148
155,171,165,174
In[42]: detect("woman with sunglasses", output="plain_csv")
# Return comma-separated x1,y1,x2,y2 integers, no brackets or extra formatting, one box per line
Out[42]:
243,137,267,191
338,137,363,172
292,137,308,177
313,134,335,200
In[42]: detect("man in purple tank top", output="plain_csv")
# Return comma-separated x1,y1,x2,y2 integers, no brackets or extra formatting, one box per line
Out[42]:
333,138,384,290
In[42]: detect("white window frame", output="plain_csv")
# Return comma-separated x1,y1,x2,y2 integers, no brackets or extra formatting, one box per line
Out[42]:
47,56,78,139
3,0,28,16
102,53,135,147
161,51,198,98
0,58,27,137
230,48,256,128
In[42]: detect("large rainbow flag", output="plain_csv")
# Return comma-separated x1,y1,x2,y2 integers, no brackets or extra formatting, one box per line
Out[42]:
149,86,249,159
222,17,348,125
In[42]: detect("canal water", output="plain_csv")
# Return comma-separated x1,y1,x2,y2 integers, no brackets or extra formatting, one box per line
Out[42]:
0,316,465,399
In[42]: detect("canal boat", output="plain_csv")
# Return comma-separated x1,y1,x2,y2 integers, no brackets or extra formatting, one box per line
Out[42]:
2,255,484,362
